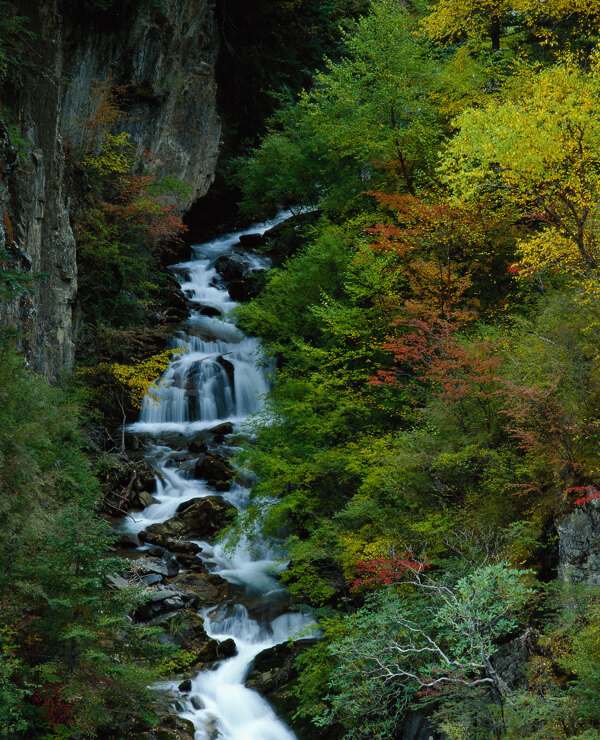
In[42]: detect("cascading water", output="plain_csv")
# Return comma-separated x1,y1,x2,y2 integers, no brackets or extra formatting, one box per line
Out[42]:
121,215,314,740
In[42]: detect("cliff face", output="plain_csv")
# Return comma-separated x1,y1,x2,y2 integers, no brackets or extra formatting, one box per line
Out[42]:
0,0,220,380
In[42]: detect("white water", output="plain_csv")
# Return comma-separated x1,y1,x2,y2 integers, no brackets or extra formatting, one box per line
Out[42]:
122,214,315,740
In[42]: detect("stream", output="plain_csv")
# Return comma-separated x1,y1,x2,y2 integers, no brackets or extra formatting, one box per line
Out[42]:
119,215,313,740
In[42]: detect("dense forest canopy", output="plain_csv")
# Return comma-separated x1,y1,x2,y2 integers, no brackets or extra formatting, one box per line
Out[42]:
230,0,600,737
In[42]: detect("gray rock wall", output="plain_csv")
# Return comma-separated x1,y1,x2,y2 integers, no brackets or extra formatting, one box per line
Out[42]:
557,498,600,584
61,0,220,214
1,0,220,380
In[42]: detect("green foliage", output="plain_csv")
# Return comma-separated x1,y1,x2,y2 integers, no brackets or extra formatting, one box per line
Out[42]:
0,2,33,84
306,564,534,738
0,347,171,736
227,0,600,735
235,0,458,216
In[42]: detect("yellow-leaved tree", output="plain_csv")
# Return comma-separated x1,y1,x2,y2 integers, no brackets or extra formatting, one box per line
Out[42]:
441,58,600,291
80,347,185,451
423,0,600,50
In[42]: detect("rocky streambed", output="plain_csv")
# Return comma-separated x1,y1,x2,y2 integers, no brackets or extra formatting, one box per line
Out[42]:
108,216,316,740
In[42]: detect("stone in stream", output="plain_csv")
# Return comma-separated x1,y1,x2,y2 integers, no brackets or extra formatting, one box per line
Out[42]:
178,679,192,693
188,437,208,454
180,612,222,665
215,356,235,392
207,422,234,437
113,532,141,549
227,273,264,302
217,638,236,659
194,454,234,491
197,305,222,317
213,253,248,282
139,496,235,543
139,534,202,555
238,232,266,249
169,570,234,608
190,695,204,711
133,712,196,740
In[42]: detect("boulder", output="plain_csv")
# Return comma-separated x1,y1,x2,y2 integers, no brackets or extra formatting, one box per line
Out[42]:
140,534,202,555
141,574,163,586
216,356,235,391
139,496,235,542
188,437,208,454
238,232,266,249
169,570,234,608
217,638,237,659
112,532,141,549
558,498,600,584
178,679,192,693
195,454,234,490
214,254,248,283
207,422,234,437
137,491,160,508
133,588,195,622
181,612,221,664
133,712,196,740
190,695,204,710
227,274,264,302
197,305,221,317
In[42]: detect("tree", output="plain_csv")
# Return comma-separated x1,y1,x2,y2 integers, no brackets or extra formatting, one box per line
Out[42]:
237,0,449,215
442,60,600,293
423,0,600,51
312,562,534,738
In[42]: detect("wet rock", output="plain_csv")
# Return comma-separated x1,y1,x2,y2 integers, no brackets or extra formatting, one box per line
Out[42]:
197,305,221,317
227,274,264,302
129,555,179,580
178,679,192,693
134,587,195,622
169,570,234,608
113,532,141,549
238,232,266,249
195,454,234,490
208,422,234,437
138,491,160,508
181,612,221,664
140,534,202,555
215,357,235,393
141,574,164,586
135,712,197,740
190,695,204,710
139,496,235,542
174,553,206,571
189,437,209,454
214,254,247,283
245,639,319,734
163,554,180,577
217,638,237,658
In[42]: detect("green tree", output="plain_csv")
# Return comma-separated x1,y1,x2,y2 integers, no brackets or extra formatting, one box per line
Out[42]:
311,563,534,738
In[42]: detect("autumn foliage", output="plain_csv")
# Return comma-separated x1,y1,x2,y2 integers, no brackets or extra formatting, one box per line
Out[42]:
350,552,429,591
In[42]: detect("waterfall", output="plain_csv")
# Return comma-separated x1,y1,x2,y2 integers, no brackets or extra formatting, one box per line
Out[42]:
121,214,314,740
